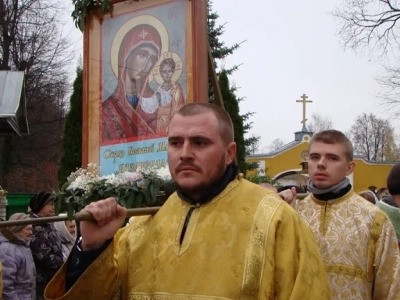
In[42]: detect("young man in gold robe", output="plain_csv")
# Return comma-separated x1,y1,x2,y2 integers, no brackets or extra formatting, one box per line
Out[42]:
45,103,330,300
296,130,400,299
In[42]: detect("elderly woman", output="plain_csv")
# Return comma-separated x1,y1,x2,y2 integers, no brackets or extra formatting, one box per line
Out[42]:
0,213,36,300
54,214,76,260
29,191,63,300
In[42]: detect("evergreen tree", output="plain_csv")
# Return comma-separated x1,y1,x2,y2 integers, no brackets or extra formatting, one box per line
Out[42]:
243,114,260,171
207,1,260,172
58,67,83,186
207,1,241,101
218,71,246,172
207,2,241,71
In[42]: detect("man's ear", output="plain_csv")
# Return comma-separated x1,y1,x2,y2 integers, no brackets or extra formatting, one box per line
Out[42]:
225,142,236,165
346,161,355,176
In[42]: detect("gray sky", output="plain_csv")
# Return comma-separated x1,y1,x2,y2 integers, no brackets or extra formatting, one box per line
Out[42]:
64,0,399,151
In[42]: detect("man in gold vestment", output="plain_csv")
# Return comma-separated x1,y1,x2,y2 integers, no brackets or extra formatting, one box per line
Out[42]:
296,130,400,300
45,103,330,300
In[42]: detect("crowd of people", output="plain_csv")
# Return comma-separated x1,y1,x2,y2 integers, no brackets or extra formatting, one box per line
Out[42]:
357,174,400,250
0,192,76,300
0,102,399,299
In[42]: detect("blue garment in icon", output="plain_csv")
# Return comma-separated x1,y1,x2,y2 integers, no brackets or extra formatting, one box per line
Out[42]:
126,94,139,109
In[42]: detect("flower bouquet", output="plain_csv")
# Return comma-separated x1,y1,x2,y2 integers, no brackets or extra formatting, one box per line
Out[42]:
54,163,176,216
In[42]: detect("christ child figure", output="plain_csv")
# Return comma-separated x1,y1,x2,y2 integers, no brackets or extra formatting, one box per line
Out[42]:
154,57,184,133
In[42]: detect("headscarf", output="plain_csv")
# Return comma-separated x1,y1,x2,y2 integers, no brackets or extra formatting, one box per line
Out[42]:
54,213,75,243
7,213,30,233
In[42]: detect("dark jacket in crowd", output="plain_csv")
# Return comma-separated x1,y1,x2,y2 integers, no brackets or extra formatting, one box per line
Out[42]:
0,229,36,300
29,212,63,300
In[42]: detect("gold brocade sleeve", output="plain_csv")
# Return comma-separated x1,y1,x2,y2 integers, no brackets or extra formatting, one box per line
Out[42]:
44,226,128,300
372,212,400,300
260,203,331,300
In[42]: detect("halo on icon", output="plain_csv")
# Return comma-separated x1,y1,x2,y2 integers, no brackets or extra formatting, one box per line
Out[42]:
150,51,183,85
110,15,169,78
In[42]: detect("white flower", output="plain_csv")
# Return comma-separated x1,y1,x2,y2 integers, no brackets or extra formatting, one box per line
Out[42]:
102,174,123,186
65,164,102,194
66,175,86,191
62,163,174,206
66,163,100,186
124,172,143,183
156,167,172,180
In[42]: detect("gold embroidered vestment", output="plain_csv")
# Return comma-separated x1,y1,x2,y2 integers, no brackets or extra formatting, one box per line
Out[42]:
296,191,400,300
46,179,331,300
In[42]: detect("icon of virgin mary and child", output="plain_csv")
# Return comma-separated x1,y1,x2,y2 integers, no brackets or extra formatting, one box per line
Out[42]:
102,23,185,143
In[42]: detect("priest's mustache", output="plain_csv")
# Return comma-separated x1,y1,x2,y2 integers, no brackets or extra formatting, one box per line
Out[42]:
175,163,202,173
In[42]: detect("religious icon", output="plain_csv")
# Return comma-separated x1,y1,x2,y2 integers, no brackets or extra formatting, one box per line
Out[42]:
102,22,161,142
101,14,186,144
81,0,207,175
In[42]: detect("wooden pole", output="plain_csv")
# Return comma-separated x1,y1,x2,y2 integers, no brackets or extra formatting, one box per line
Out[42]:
207,42,224,109
0,194,309,227
0,207,160,227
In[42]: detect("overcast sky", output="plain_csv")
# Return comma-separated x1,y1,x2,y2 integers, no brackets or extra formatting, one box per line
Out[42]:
63,0,399,152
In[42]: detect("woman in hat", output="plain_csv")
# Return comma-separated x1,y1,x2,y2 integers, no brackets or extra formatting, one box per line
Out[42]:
29,191,63,300
0,213,36,300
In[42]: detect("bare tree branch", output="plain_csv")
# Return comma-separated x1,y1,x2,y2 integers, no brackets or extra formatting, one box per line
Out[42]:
0,0,73,192
307,113,334,133
349,112,400,160
265,138,285,152
333,0,400,57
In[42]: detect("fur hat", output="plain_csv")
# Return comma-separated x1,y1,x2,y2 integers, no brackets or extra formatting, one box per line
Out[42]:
29,191,55,214
387,163,400,195
7,213,30,233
